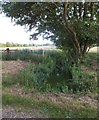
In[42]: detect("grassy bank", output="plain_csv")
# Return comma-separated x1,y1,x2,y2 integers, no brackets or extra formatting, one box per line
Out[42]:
2,93,97,118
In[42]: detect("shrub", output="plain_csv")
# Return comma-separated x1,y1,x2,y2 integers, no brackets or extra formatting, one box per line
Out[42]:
68,64,97,93
32,58,55,91
18,52,97,94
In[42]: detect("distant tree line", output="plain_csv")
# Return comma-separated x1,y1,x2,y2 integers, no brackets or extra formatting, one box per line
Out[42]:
0,42,33,47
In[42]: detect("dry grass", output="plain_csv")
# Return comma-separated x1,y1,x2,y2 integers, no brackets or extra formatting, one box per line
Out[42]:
3,84,97,109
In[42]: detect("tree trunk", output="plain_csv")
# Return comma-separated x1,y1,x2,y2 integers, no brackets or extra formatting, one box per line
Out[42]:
90,2,94,20
79,2,82,18
83,2,88,19
63,2,81,64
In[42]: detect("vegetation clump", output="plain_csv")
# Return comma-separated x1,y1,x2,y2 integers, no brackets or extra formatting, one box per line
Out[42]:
3,51,97,94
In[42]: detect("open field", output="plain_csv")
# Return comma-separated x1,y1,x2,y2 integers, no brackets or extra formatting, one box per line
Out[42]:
0,46,98,52
0,45,56,51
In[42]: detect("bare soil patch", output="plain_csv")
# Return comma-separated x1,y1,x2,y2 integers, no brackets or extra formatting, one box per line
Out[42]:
2,106,33,118
2,60,28,75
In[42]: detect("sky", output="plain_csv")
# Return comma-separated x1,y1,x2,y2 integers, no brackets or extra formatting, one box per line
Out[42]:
0,13,53,45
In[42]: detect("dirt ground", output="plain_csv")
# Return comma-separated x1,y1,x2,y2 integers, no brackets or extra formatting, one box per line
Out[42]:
2,106,34,118
1,60,39,118
2,60,28,75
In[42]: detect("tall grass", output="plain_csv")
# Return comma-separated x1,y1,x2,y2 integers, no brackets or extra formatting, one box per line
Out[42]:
3,52,97,94
2,49,63,62
2,49,46,62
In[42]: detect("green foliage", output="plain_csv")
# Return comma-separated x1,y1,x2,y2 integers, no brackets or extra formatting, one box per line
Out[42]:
82,52,98,67
3,75,18,87
2,49,97,94
2,49,46,62
70,64,97,93
1,2,99,63
3,51,97,94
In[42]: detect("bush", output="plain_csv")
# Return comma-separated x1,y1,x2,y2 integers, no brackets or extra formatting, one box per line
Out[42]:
68,64,97,93
31,58,55,91
82,53,98,67
16,51,97,94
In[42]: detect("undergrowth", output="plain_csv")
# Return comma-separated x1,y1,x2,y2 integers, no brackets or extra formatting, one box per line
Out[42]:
2,52,97,94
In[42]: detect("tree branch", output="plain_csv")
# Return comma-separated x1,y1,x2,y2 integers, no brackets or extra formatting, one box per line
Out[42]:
63,2,81,58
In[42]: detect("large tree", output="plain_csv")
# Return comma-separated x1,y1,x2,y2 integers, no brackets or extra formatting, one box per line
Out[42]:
1,2,99,63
